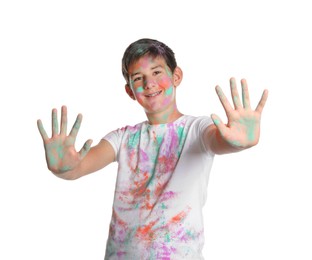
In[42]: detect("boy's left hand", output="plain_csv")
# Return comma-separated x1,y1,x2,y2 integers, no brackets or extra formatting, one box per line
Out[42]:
211,77,268,149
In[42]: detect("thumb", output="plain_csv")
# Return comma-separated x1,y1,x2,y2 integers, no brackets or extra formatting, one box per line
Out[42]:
79,139,93,159
211,114,227,137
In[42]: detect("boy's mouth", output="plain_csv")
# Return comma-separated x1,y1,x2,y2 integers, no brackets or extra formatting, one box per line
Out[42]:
145,90,162,98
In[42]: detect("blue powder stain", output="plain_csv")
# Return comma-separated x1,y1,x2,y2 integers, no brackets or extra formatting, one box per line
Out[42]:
47,152,56,166
165,86,173,96
156,135,164,145
213,118,220,125
136,86,144,93
56,146,64,159
128,131,141,148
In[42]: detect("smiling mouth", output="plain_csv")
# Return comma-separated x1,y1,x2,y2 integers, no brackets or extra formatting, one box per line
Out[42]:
145,90,162,98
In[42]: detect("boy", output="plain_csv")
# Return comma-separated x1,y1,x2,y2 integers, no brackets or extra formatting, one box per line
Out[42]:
37,38,268,259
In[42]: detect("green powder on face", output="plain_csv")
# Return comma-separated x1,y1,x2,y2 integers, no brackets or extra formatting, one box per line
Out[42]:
165,66,173,77
165,86,173,96
136,86,144,93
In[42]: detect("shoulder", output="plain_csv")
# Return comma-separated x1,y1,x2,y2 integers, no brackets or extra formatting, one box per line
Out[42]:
102,120,148,146
107,120,146,135
183,115,213,129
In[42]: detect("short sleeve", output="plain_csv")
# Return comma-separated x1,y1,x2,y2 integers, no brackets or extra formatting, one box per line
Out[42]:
102,129,123,162
196,116,215,157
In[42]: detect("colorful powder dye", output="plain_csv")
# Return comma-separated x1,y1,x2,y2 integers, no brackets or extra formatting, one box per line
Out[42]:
104,115,211,259
136,86,144,93
165,85,173,96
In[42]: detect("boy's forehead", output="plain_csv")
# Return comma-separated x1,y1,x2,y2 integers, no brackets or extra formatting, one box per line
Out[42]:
129,55,166,72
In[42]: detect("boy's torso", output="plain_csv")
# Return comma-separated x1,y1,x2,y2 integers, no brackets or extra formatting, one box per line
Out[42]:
103,115,214,259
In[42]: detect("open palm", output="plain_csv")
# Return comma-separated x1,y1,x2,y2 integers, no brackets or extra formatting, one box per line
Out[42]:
37,106,92,174
211,78,268,149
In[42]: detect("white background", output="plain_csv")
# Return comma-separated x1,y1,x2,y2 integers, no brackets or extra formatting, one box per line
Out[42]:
1,0,311,259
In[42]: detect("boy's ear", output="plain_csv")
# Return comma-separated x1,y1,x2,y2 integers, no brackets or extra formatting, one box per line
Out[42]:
173,66,183,87
125,84,136,100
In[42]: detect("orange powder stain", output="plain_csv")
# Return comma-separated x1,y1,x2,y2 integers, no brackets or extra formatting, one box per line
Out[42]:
169,206,191,224
132,172,149,197
135,219,158,242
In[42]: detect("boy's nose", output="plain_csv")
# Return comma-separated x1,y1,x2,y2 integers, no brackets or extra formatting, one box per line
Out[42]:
144,79,156,89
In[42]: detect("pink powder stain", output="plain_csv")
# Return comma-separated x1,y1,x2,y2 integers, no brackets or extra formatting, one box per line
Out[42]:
159,191,176,202
142,55,153,69
157,154,177,173
109,210,129,243
167,124,180,150
162,96,172,106
157,243,177,260
116,251,126,257
158,74,172,85
176,227,189,243
139,148,149,163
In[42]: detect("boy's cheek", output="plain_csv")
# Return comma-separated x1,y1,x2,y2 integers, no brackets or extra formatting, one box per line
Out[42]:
164,85,174,96
135,86,144,94
158,76,173,89
134,93,144,103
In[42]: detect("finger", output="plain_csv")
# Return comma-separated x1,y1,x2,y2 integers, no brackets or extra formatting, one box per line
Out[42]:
69,113,82,140
79,139,93,159
211,114,227,137
241,78,251,109
60,105,67,135
230,77,243,109
215,85,233,116
37,119,49,142
52,108,59,137
255,89,269,114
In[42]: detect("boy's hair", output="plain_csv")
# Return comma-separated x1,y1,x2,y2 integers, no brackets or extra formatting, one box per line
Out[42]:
122,38,177,84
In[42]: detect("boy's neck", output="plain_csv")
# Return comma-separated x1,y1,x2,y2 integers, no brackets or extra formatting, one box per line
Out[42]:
146,108,183,125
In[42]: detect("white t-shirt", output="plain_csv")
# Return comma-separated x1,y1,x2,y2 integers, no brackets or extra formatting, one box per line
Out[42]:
103,115,214,260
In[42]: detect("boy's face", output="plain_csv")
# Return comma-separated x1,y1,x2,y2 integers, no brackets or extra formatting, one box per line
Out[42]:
126,55,182,116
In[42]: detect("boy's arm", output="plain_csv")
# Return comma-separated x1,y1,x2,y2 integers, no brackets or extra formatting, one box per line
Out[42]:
37,106,115,180
205,78,268,155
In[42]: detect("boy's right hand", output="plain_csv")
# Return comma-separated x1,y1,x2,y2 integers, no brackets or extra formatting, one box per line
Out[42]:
37,106,93,174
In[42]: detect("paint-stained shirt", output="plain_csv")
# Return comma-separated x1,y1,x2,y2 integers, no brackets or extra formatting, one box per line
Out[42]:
103,115,214,260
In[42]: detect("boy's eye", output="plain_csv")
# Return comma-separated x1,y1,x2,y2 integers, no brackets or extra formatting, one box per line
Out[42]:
133,77,142,82
153,71,161,76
